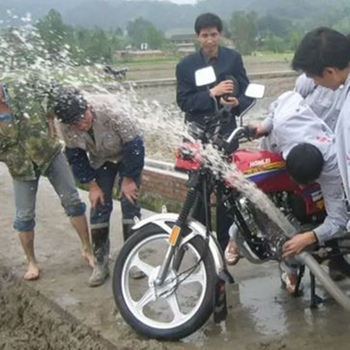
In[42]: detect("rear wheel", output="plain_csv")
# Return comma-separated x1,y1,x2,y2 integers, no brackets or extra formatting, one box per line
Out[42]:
112,224,217,340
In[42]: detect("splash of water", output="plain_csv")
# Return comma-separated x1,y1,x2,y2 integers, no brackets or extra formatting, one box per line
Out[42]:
0,14,296,241
84,89,296,241
0,15,109,100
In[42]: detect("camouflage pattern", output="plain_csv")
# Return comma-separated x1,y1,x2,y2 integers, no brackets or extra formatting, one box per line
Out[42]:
0,77,61,180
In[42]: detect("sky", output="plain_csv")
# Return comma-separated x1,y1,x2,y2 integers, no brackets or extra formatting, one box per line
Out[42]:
161,0,198,4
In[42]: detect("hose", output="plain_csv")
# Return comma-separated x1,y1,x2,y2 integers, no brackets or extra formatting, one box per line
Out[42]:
297,251,350,311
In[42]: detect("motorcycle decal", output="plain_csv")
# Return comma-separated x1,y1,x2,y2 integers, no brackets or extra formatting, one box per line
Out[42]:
244,168,285,182
249,158,271,168
243,160,286,176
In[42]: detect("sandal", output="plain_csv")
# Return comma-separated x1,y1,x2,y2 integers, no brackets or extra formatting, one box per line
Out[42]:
224,240,240,266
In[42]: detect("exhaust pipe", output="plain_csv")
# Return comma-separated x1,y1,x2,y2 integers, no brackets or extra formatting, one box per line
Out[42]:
229,224,267,264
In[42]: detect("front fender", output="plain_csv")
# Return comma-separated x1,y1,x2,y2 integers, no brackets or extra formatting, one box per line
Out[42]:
132,213,226,276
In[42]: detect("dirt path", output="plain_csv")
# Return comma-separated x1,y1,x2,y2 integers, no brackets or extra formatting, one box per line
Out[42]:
0,164,172,350
0,267,114,350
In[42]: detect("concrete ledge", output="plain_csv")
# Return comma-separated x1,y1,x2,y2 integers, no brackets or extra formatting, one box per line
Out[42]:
145,158,187,180
126,70,298,88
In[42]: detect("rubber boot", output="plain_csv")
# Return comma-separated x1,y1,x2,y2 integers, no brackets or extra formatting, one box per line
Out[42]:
123,220,145,279
122,221,135,242
88,227,110,287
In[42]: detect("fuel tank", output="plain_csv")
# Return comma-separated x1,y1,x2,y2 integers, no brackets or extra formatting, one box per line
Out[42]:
231,149,297,192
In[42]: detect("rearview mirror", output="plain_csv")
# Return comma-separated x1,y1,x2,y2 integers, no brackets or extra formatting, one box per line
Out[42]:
245,83,265,99
195,66,216,87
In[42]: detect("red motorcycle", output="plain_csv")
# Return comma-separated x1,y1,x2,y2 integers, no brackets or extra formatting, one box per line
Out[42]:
112,79,350,340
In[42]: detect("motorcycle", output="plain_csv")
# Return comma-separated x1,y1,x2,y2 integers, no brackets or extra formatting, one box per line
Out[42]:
103,65,128,80
112,67,350,340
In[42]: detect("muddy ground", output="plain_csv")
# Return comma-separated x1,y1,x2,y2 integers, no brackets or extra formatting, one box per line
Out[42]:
1,159,350,350
0,267,113,350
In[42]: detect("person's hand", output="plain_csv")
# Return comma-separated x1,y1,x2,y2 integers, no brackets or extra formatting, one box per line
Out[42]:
120,177,139,204
249,122,268,139
219,96,239,108
88,181,105,209
282,231,317,258
210,80,234,97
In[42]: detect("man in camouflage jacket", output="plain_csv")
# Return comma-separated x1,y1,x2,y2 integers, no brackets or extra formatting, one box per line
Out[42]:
0,81,93,281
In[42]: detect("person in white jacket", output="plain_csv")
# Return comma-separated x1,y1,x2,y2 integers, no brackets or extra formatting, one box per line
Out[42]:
260,91,348,243
255,91,348,292
294,73,344,132
292,27,350,229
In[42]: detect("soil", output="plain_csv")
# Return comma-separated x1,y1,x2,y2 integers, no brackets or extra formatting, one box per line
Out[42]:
0,268,113,350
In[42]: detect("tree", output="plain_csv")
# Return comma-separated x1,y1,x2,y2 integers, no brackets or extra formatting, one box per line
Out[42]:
257,14,293,37
35,9,75,63
71,27,123,64
127,17,164,50
230,11,257,55
287,31,303,51
0,26,38,70
264,33,287,53
84,29,114,63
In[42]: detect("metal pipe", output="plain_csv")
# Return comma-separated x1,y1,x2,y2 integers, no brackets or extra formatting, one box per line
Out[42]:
229,224,266,264
297,251,350,311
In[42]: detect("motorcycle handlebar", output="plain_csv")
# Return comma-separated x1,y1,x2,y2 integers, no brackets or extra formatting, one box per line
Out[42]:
225,125,256,145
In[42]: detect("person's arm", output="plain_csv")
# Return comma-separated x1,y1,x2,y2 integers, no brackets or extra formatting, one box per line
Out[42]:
109,111,144,180
109,111,145,203
120,136,144,204
121,136,145,179
283,178,347,258
64,147,96,184
312,179,348,244
254,113,274,138
336,102,350,220
65,147,105,209
294,73,316,98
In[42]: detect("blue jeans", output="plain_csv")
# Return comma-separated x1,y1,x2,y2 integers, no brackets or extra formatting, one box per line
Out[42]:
13,152,86,232
90,162,141,229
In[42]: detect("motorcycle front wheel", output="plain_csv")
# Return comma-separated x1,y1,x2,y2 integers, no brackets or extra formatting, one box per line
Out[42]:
112,225,217,340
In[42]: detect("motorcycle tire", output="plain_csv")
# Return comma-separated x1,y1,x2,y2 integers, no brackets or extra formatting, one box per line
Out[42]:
112,224,217,340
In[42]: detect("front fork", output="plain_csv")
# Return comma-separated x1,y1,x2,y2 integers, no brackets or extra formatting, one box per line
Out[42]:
155,173,205,286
